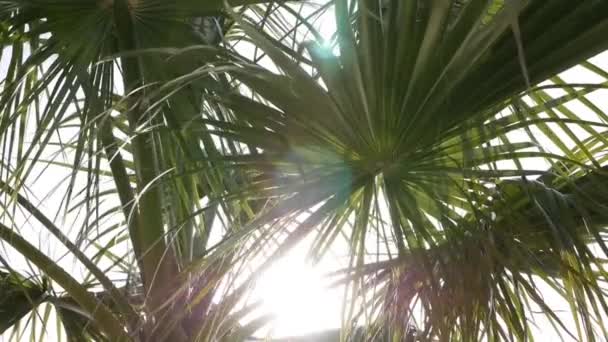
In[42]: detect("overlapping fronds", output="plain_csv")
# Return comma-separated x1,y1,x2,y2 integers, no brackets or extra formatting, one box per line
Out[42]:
0,0,292,340
0,0,608,341
172,1,608,340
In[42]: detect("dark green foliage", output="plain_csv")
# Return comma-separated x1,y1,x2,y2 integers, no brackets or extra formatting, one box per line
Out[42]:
0,270,46,334
0,1,607,341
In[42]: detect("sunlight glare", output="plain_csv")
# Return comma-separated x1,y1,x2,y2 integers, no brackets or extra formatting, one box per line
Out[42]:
256,250,342,338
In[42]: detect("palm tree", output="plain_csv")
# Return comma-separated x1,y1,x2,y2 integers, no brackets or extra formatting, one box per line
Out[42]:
0,0,608,341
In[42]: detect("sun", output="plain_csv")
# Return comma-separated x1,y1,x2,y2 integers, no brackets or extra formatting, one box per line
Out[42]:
254,248,343,338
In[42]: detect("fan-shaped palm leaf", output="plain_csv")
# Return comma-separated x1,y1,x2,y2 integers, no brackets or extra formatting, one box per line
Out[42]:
168,1,608,340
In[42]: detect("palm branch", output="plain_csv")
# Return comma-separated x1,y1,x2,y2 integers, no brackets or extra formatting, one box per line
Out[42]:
0,0,607,341
187,1,608,340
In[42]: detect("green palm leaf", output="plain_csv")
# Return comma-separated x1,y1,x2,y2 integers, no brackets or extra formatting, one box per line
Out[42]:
0,270,46,334
168,1,608,339
1,0,608,341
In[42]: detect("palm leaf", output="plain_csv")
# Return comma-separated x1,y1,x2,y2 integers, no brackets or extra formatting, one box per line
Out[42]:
162,1,608,339
0,269,46,334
